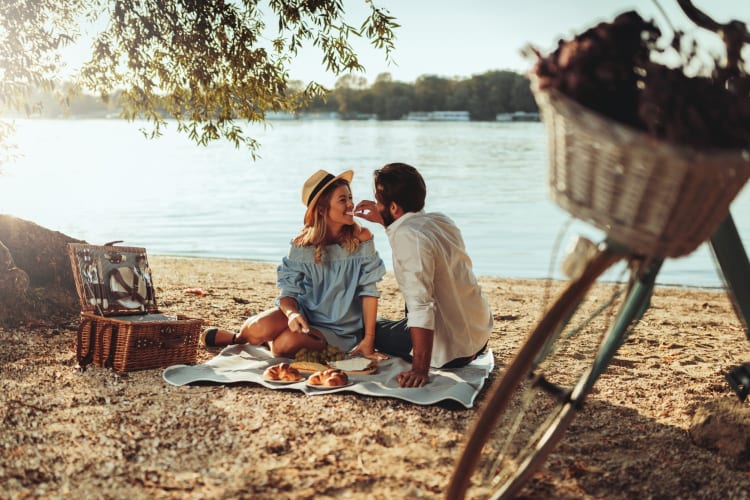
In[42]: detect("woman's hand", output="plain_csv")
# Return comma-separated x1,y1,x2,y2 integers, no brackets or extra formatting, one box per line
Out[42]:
349,337,389,361
287,312,311,335
397,369,429,388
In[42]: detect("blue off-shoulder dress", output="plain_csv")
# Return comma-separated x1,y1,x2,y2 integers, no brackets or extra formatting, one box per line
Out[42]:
276,239,387,352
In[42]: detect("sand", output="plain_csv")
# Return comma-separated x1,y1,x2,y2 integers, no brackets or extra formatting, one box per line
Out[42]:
1,255,749,499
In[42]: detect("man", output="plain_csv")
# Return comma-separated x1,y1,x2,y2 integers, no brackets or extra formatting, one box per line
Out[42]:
354,163,493,388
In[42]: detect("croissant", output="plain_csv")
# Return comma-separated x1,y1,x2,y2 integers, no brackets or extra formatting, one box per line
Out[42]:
309,368,348,386
263,362,302,382
323,370,348,387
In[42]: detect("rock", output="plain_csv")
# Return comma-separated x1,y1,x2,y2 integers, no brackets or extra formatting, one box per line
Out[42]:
0,214,84,327
0,240,30,295
689,399,750,461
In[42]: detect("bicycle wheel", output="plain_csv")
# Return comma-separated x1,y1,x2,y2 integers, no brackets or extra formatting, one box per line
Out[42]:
446,245,626,500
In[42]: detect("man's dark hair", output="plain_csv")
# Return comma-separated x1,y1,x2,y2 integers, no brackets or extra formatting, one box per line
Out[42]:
373,163,426,213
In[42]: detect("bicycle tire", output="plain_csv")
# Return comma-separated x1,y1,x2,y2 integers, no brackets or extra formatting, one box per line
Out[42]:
446,247,622,500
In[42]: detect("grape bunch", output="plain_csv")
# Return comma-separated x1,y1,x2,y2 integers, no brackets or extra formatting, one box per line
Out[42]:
294,345,345,363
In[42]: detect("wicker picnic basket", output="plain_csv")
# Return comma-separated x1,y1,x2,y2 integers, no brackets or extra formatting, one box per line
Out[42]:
68,243,202,373
532,80,750,258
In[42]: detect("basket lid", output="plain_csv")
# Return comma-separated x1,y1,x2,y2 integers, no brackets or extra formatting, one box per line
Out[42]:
67,243,159,316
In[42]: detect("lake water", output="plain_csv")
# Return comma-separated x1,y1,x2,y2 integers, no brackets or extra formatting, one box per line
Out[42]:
1,118,748,288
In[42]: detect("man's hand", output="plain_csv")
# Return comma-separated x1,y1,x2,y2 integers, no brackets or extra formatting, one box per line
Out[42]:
354,200,384,225
397,369,429,388
401,327,434,388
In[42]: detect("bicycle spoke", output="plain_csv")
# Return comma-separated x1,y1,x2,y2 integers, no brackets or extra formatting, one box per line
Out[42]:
449,247,629,500
472,309,607,499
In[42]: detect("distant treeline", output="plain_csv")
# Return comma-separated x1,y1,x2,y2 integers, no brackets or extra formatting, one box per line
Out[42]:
299,71,538,120
15,70,537,121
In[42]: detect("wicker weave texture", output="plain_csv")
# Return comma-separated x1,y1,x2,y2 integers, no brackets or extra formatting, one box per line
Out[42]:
534,83,750,258
69,243,203,373
77,312,202,373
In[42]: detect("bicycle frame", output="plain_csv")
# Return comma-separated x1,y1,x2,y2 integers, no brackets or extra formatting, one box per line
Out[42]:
569,211,750,405
574,255,662,399
710,214,750,339
448,5,750,497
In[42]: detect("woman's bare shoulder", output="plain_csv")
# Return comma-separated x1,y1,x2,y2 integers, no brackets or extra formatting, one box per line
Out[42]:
355,224,373,242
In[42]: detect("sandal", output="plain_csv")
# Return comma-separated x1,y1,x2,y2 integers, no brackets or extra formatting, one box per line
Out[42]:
201,327,219,347
726,362,750,402
201,327,238,347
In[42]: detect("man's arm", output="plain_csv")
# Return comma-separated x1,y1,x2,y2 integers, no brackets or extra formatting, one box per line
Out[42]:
397,326,433,388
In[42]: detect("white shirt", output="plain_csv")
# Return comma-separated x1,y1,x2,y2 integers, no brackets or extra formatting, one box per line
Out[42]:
386,210,493,367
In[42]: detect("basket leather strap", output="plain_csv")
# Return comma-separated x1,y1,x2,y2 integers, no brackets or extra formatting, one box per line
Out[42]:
76,318,97,369
145,277,155,305
109,268,147,306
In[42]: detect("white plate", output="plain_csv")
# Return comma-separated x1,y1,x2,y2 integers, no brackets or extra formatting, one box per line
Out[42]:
305,380,353,390
262,375,304,384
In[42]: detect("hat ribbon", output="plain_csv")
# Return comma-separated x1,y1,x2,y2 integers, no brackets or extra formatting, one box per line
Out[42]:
307,173,335,206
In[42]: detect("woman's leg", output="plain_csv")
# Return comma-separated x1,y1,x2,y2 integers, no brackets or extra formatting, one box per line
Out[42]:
204,307,288,347
205,307,327,356
241,308,326,357
269,327,326,358
237,307,290,345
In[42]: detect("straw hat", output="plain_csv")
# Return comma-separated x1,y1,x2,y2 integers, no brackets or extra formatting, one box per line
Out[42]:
301,169,354,224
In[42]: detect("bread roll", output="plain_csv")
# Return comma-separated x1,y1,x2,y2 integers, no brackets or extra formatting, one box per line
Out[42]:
263,362,302,382
323,370,348,386
309,368,348,386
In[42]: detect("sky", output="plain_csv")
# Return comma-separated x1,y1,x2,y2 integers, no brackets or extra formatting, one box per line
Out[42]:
57,1,744,87
284,0,744,86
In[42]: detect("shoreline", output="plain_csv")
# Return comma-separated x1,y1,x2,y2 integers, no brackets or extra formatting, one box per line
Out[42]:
151,253,733,293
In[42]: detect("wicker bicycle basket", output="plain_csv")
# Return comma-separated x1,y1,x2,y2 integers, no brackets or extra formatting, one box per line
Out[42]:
532,80,750,258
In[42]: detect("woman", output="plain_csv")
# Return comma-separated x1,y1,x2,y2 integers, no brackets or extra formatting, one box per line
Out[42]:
202,169,388,360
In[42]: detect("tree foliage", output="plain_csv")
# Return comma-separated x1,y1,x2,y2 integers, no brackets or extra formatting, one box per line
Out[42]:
0,0,398,156
317,70,537,120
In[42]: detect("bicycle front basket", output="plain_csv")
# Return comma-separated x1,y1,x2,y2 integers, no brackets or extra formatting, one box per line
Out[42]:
533,79,750,258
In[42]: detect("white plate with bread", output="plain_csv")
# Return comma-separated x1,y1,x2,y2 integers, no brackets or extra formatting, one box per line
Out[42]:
262,362,305,384
305,368,352,389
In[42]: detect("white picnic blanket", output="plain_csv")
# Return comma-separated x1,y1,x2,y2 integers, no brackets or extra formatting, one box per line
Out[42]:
163,344,494,409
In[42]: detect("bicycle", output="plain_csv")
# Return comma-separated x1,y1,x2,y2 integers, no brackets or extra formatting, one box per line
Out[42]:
445,3,750,499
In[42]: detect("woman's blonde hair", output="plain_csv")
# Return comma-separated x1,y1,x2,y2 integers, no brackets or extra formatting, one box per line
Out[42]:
293,178,360,263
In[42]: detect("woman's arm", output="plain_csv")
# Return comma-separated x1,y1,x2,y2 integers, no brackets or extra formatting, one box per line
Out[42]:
350,295,387,360
362,294,377,344
356,225,373,242
279,296,310,334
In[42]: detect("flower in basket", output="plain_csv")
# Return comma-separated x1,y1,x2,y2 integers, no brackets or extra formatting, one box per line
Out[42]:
523,6,750,259
527,9,750,151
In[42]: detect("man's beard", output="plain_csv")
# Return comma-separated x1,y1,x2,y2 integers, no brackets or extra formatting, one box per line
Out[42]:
380,206,395,227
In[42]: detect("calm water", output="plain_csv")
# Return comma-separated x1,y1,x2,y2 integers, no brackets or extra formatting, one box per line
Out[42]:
1,118,748,288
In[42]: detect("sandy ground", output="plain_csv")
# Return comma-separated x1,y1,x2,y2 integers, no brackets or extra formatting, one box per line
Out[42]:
1,255,749,499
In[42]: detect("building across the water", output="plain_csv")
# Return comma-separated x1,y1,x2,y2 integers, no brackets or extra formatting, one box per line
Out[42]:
495,111,541,122
405,110,470,121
